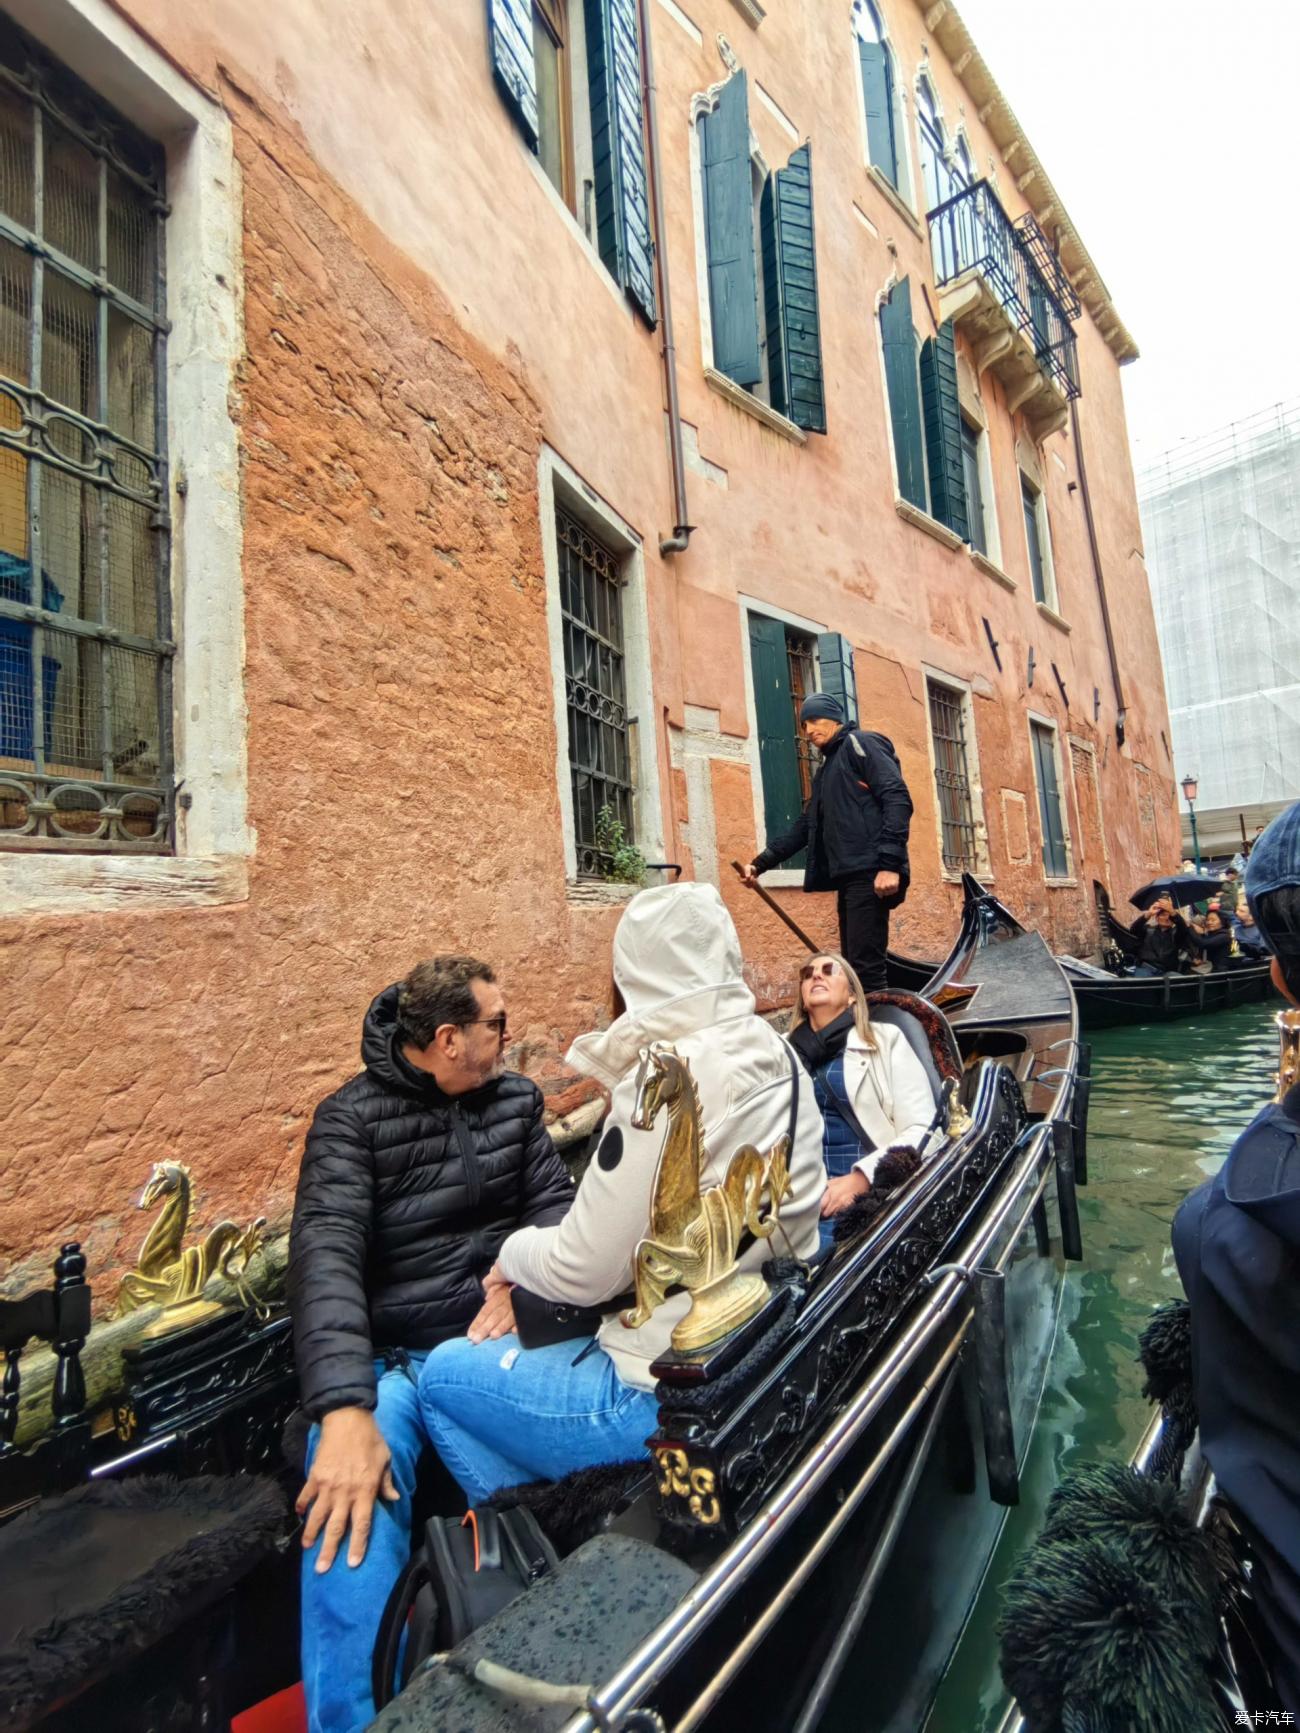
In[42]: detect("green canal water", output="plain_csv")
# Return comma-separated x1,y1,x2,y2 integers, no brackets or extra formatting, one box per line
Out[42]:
927,997,1283,1733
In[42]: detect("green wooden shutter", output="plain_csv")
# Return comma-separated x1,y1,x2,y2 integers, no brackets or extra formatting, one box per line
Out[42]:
919,320,969,539
858,40,897,185
488,0,538,149
586,0,657,325
817,632,858,726
760,143,826,434
1031,723,1069,878
748,613,805,865
880,278,926,510
700,73,761,388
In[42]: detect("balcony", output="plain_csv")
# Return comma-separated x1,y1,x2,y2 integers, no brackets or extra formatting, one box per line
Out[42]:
927,180,1080,442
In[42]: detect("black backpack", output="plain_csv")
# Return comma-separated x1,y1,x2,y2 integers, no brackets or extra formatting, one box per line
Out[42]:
372,1505,560,1708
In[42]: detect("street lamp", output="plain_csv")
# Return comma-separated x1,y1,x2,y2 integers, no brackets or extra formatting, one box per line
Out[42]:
1180,774,1201,873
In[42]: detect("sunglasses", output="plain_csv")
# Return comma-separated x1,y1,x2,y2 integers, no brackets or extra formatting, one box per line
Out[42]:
467,1014,508,1039
798,960,841,982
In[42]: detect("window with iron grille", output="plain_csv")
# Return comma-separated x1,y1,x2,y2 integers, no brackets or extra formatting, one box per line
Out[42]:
0,20,170,854
927,678,978,872
558,506,635,876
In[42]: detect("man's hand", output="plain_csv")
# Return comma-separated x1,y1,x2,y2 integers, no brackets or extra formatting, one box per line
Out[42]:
821,1169,870,1217
468,1280,516,1344
738,861,760,887
297,1406,397,1573
874,870,901,899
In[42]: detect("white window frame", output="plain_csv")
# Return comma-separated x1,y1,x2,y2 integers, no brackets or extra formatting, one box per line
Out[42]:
1027,710,1075,885
738,592,826,889
849,0,918,215
1020,470,1059,612
538,444,665,888
1,0,248,918
922,666,991,882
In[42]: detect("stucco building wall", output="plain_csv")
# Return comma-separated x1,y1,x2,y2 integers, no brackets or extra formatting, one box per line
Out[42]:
0,0,1178,1292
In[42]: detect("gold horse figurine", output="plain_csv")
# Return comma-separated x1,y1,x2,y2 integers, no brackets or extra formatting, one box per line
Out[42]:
114,1160,267,1330
621,1043,791,1353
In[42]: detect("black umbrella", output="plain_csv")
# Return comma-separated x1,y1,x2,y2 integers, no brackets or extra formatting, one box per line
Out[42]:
1130,874,1223,912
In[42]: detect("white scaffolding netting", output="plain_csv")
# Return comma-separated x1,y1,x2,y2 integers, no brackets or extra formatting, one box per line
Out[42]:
1140,400,1300,824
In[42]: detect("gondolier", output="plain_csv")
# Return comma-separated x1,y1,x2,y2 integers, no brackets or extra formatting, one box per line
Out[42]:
740,694,913,992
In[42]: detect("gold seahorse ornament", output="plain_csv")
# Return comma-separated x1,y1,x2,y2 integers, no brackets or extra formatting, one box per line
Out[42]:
621,1043,791,1353
114,1160,267,1333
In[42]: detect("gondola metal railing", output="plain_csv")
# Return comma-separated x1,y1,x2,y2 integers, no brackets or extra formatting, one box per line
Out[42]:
562,1114,1060,1733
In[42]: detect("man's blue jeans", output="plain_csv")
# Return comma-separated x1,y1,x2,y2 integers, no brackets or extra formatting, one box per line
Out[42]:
417,1334,659,1503
300,1353,429,1733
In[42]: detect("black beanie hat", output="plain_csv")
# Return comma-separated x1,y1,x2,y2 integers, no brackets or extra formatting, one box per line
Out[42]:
799,693,845,724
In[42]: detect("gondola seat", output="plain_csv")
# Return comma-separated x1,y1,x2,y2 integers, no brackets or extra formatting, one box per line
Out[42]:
0,1473,289,1731
865,989,963,1110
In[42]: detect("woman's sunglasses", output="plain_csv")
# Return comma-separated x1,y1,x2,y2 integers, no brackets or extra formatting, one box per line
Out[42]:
798,960,841,982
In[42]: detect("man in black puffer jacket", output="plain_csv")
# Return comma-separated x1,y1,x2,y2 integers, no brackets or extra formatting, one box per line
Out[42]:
740,693,913,991
289,955,573,1733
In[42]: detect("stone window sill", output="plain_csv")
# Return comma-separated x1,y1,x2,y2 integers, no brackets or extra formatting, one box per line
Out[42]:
566,878,641,907
895,497,963,550
1036,601,1071,634
760,869,805,889
942,869,994,886
1044,876,1078,889
0,852,249,918
969,548,1016,590
866,165,923,239
705,369,807,444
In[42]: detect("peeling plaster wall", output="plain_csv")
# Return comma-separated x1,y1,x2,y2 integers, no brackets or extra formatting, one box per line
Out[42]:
0,0,1178,1293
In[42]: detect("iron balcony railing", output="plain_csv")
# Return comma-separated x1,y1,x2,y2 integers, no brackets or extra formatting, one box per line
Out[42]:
926,179,1081,402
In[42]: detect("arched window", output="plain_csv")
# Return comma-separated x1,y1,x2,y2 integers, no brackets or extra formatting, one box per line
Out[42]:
917,74,949,213
953,135,974,190
854,1,900,191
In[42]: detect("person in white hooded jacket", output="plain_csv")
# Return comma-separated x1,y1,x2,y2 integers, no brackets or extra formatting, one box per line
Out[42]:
416,882,825,1502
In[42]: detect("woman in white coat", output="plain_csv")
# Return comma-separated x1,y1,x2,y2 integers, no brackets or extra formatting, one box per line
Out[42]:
787,952,937,1248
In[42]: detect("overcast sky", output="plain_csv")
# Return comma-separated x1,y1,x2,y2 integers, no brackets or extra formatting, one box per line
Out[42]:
956,0,1300,474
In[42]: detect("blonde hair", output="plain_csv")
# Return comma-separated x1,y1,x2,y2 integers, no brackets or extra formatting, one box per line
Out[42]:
788,951,877,1049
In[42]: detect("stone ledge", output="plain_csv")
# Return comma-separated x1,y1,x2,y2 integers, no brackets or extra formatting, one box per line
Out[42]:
0,852,250,918
566,878,642,907
704,368,807,445
969,548,1017,590
895,497,963,550
1036,601,1072,634
866,165,924,239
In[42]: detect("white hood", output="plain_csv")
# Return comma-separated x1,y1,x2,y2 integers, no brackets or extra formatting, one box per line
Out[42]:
567,882,756,1087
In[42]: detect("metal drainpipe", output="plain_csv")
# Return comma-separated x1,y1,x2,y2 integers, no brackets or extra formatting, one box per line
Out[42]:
637,0,693,557
1069,394,1127,746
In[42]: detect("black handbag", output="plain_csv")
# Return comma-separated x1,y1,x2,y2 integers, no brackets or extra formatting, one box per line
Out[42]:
372,1505,560,1708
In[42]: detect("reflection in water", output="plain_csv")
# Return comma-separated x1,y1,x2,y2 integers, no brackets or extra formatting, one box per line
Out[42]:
926,1000,1279,1733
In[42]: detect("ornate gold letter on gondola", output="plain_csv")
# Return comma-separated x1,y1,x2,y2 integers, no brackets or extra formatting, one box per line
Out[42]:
622,1043,790,1353
114,1161,267,1334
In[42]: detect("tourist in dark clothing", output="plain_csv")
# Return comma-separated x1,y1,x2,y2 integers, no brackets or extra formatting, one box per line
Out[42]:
740,694,913,991
289,956,574,1733
1128,897,1194,974
1196,908,1235,971
1234,900,1270,958
1172,801,1300,1715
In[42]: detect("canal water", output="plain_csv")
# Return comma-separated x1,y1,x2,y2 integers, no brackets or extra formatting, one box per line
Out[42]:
927,997,1282,1732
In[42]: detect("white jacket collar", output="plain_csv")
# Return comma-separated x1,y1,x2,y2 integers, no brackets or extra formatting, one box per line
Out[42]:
567,980,757,1088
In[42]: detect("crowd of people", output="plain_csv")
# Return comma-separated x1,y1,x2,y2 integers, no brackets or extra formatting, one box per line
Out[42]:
1125,860,1272,975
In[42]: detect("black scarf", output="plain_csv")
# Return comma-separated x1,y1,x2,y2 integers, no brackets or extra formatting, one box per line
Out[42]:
790,1008,856,1075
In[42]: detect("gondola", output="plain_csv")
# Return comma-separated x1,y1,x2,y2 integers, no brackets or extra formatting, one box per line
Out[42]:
1,878,1084,1733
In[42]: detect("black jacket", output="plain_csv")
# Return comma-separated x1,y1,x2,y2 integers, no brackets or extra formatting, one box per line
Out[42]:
1172,1084,1300,1713
753,727,913,895
1129,911,1193,972
288,985,574,1419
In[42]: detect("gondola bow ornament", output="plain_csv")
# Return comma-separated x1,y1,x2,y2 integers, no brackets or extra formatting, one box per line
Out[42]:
622,1043,790,1353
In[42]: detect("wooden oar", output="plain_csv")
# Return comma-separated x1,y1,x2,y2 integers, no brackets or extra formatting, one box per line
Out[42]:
729,859,821,953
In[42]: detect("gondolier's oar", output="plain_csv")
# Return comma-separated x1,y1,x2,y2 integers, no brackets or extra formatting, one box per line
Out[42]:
729,859,821,954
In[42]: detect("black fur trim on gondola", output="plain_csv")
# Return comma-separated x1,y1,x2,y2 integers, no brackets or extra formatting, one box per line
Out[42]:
999,1468,1222,1733
485,1459,651,1553
864,991,963,1081
1136,1299,1197,1479
0,1474,288,1729
831,1145,923,1244
651,1283,802,1418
